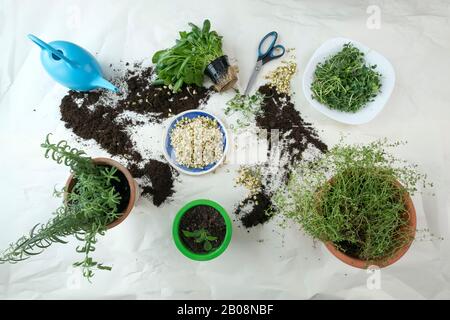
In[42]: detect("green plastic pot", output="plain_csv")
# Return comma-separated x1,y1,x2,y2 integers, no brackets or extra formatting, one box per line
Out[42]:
173,199,232,261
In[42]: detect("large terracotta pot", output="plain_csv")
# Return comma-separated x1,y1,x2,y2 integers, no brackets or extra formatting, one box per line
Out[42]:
65,157,138,229
324,180,416,269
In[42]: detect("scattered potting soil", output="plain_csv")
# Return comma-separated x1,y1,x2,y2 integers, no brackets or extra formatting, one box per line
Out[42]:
234,85,328,228
116,66,210,120
235,191,274,228
256,84,328,163
59,64,210,206
128,160,175,207
60,93,141,161
179,205,226,254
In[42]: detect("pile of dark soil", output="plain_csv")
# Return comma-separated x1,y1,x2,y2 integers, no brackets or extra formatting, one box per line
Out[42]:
60,93,141,161
179,205,226,254
234,85,328,228
256,84,328,162
235,191,273,228
128,160,174,207
59,64,210,206
117,66,209,120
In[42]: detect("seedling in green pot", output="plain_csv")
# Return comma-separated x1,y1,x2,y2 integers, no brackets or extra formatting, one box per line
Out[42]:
173,200,232,261
182,229,218,252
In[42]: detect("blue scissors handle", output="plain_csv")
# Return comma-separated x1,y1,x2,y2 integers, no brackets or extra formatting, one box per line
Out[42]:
257,31,286,65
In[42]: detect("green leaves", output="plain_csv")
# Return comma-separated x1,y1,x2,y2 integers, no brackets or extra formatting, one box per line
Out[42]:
182,228,218,252
204,241,213,252
152,19,224,92
225,91,265,130
0,135,122,282
97,264,112,271
182,230,200,238
274,139,429,261
202,19,211,34
41,133,93,172
311,43,382,113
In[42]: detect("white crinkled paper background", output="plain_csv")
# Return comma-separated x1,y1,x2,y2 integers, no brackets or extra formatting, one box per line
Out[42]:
0,0,449,299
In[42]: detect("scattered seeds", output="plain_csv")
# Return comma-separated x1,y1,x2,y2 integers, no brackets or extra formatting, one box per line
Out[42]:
235,166,262,196
265,60,297,94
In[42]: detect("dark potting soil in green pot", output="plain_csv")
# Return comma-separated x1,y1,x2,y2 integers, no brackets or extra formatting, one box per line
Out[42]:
179,205,226,254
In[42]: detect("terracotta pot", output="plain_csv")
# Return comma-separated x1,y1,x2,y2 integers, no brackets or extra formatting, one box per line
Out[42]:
65,157,138,229
324,180,416,269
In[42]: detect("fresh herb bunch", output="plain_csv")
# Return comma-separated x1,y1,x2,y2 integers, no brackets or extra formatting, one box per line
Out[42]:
274,139,429,261
311,43,382,113
182,228,218,252
152,19,223,92
225,91,265,129
0,134,122,281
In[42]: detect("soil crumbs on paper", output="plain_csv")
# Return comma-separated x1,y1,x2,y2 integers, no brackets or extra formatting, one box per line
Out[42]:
59,64,211,206
234,85,328,228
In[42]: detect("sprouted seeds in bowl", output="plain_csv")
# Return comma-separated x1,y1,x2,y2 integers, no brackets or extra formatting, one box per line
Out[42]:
170,116,224,168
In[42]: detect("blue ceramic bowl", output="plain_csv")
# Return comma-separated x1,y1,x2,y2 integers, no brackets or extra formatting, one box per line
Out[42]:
162,110,229,175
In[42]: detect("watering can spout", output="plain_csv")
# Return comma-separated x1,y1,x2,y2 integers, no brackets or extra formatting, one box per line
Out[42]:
91,77,119,93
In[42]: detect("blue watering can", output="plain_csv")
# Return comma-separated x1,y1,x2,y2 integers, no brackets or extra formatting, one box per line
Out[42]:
28,34,118,92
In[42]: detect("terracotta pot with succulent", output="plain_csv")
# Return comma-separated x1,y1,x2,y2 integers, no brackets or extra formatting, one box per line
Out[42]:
0,134,137,281
274,140,429,269
152,19,238,92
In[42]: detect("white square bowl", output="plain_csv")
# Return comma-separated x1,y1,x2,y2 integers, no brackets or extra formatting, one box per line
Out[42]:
302,37,395,125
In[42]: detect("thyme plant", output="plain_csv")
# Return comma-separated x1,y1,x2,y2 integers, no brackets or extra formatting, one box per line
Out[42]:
0,134,123,281
274,139,429,261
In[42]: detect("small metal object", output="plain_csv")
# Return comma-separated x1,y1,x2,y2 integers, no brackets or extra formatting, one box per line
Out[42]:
244,31,286,95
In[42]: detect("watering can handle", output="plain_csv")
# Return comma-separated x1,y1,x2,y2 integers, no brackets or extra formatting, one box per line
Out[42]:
28,34,75,66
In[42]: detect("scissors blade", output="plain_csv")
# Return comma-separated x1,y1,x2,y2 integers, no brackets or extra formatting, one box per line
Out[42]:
244,61,263,96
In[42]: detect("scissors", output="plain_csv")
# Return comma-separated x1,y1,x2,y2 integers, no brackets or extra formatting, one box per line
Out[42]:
244,31,286,96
